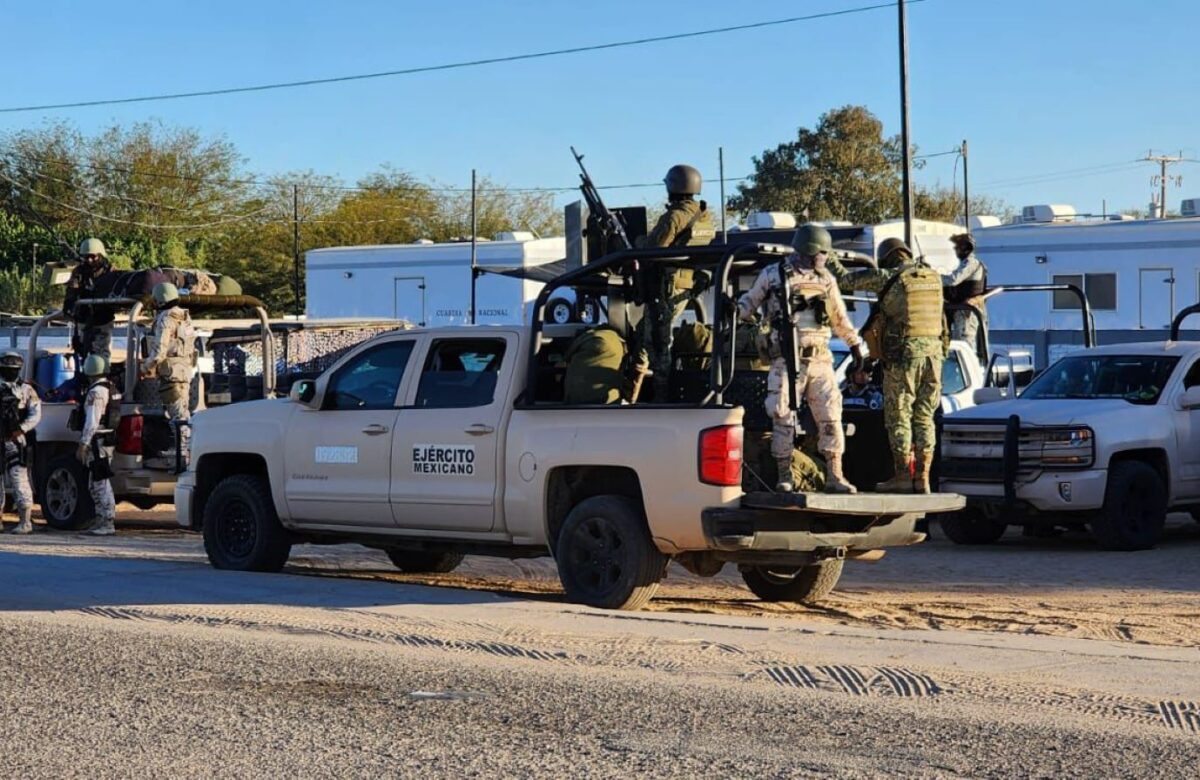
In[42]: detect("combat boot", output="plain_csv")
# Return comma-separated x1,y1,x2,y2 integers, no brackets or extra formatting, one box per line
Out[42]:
9,508,33,535
83,518,116,537
913,449,934,494
823,453,857,494
774,457,795,493
875,451,915,493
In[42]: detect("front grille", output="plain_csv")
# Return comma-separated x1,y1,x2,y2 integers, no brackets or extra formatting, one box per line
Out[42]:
941,425,1047,483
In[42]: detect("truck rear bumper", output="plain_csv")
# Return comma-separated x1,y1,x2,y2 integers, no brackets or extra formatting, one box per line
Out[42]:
701,492,962,553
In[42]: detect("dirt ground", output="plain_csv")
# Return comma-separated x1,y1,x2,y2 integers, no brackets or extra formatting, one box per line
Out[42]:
12,505,1200,649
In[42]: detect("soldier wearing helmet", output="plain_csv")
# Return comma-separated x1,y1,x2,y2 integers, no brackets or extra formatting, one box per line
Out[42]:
65,237,116,368
78,354,117,536
0,351,41,534
859,239,948,494
737,224,864,494
140,283,197,463
942,233,988,351
634,164,717,400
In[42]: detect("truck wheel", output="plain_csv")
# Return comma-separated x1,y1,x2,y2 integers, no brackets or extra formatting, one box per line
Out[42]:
38,454,95,530
741,559,844,604
555,495,666,610
1090,461,1166,551
386,549,465,574
547,297,575,325
202,475,291,572
939,508,1007,545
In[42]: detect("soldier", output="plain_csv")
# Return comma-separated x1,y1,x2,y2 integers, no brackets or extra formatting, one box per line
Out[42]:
65,237,115,366
78,355,116,536
869,240,948,494
140,283,197,463
636,164,716,400
943,233,988,351
0,352,41,534
738,224,864,494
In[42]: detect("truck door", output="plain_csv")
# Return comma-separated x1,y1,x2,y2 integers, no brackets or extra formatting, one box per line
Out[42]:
1174,358,1200,499
1139,268,1174,329
390,334,515,532
394,277,426,326
283,337,418,527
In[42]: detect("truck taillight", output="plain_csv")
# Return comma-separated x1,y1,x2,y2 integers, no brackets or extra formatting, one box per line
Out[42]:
116,415,143,456
698,425,743,486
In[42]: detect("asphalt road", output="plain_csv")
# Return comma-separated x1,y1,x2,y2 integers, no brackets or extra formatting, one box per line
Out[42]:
1,520,1198,777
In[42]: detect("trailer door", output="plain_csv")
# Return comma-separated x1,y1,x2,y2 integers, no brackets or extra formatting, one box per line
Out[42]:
1139,268,1175,329
394,276,427,326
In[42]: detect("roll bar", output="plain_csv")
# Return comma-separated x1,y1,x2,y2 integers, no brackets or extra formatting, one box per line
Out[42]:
985,284,1095,348
1170,303,1200,341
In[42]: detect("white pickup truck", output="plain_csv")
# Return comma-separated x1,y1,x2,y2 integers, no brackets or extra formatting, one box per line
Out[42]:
940,339,1200,550
176,243,963,610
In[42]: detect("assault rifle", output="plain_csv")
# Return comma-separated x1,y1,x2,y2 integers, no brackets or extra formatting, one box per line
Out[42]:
772,258,801,418
570,147,632,253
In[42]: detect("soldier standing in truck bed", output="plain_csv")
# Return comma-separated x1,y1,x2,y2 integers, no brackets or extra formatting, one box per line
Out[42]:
635,165,716,401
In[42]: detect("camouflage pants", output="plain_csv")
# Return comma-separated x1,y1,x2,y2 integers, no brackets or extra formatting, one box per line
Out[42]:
636,293,690,400
883,356,943,457
766,357,843,457
950,305,987,352
160,380,191,458
78,323,113,363
1,443,33,515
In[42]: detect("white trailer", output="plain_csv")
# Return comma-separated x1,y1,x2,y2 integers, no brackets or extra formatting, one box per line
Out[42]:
305,235,567,326
974,214,1200,366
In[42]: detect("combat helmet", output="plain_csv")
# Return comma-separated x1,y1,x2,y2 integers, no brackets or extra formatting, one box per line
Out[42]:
78,237,107,259
83,354,108,378
878,237,912,270
664,164,702,196
0,350,23,382
791,224,833,257
152,282,180,307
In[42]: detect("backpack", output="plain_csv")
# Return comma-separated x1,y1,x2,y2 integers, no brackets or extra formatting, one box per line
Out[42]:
563,327,628,405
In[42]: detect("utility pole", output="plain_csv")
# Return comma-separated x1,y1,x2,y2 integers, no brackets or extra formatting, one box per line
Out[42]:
718,147,727,243
898,0,915,246
292,184,301,316
961,139,970,229
469,169,477,325
1143,151,1188,219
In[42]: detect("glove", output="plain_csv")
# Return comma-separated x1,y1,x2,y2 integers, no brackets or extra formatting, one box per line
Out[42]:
76,443,89,464
850,343,867,368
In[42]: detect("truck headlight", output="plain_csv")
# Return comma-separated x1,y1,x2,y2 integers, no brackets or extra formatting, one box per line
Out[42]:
1040,427,1094,467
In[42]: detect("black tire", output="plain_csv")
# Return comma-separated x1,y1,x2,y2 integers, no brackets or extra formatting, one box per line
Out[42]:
939,508,1008,545
38,454,94,530
386,549,465,574
741,559,844,604
1090,461,1166,551
555,495,666,610
202,474,291,572
547,297,575,325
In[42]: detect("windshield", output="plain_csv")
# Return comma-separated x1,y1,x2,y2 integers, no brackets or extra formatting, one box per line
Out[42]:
1022,355,1179,405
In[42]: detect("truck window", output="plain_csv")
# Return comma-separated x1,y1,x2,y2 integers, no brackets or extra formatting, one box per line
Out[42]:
942,353,967,395
325,340,414,411
415,338,506,409
1184,359,1200,389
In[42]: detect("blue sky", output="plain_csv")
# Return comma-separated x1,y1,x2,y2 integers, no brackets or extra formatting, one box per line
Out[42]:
3,0,1199,217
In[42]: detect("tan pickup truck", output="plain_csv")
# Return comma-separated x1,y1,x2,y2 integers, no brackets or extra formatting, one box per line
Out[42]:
177,243,962,609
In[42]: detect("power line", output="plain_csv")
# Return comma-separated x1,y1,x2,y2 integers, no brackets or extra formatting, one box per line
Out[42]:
975,160,1142,189
0,2,923,114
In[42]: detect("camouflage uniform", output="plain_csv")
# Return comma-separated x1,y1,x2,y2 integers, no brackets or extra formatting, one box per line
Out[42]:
65,259,114,364
636,199,715,400
877,259,947,492
563,327,628,405
742,431,825,493
1,381,41,531
142,305,197,461
737,259,861,465
942,253,988,349
80,378,116,532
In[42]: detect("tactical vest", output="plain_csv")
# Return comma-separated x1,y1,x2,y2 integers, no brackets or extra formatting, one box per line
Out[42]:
945,258,988,304
0,383,22,438
671,202,716,247
893,265,944,338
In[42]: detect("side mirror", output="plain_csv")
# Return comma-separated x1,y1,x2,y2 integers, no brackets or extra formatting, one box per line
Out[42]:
973,387,1006,405
290,379,319,408
1179,385,1200,411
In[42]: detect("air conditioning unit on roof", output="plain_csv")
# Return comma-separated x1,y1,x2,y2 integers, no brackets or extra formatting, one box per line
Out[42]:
1182,198,1200,218
1021,204,1076,223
